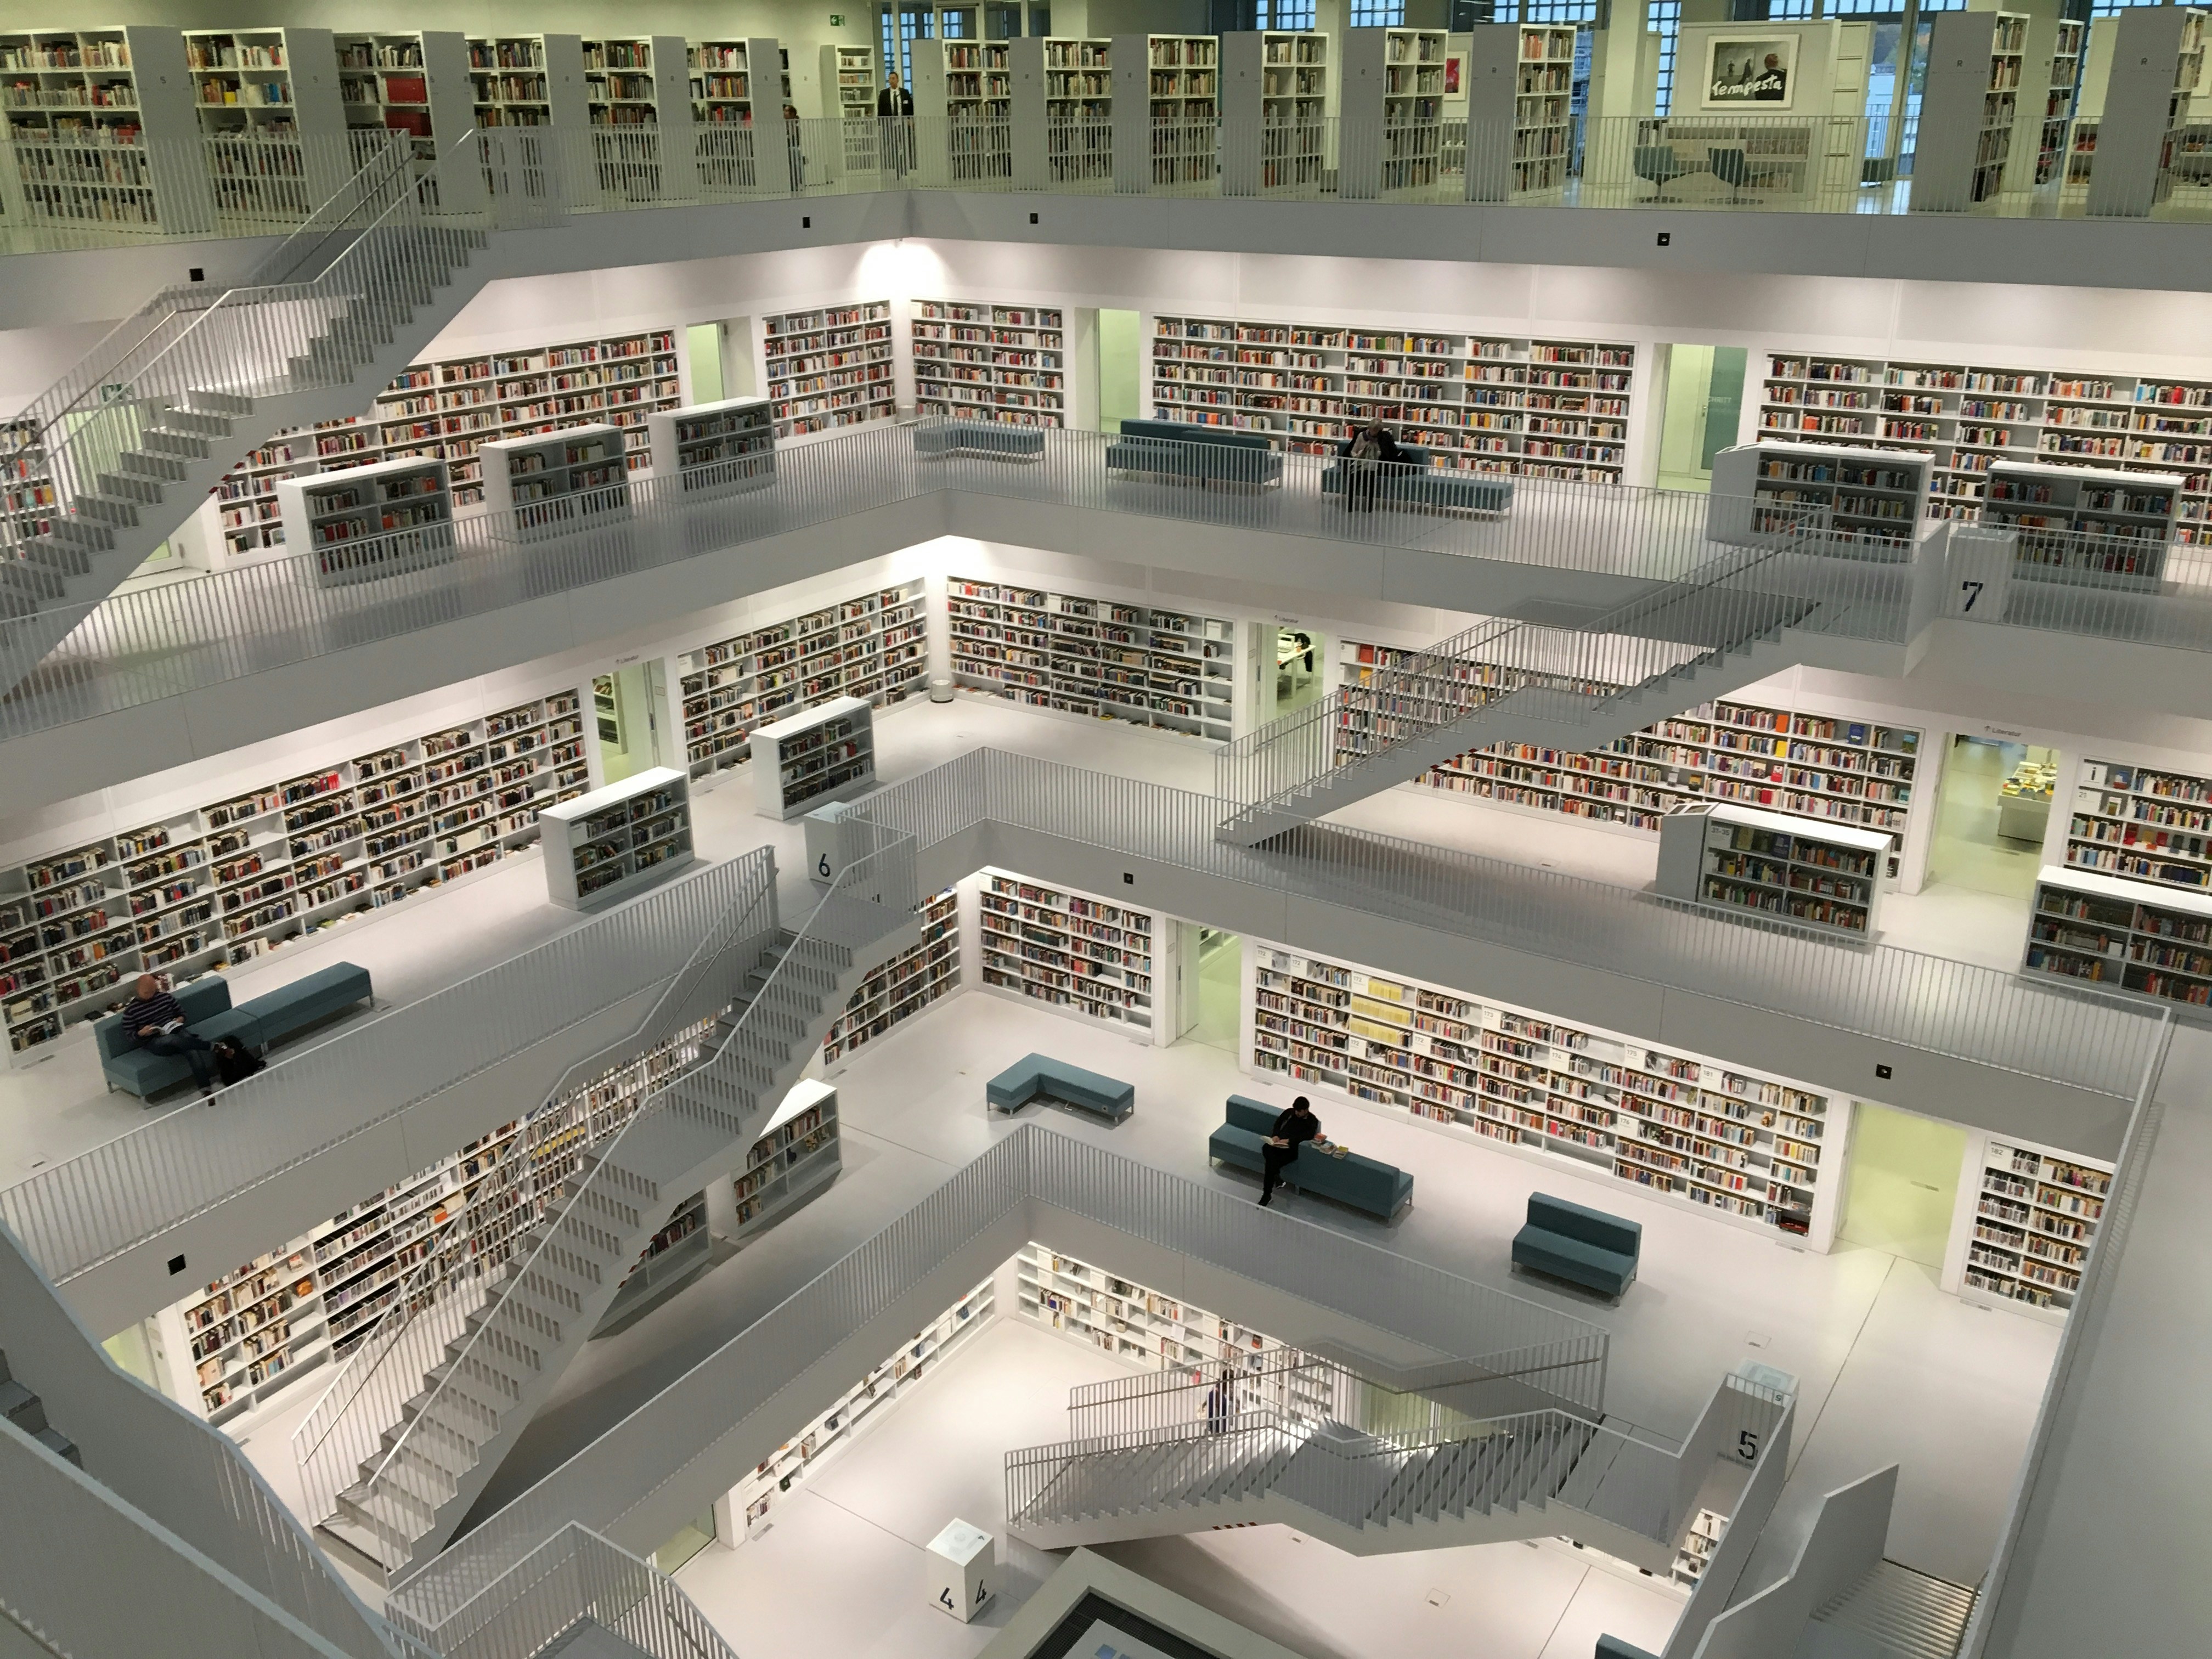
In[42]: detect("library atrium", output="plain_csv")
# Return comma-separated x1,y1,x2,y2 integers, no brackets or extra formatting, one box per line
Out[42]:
0,3,2207,1658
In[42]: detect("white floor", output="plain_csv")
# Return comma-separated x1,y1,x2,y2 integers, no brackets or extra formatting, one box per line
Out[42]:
669,1316,1689,1659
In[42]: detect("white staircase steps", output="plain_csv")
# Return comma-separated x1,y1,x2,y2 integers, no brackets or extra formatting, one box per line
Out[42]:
0,1348,80,1469
309,899,917,1585
1806,1559,1977,1659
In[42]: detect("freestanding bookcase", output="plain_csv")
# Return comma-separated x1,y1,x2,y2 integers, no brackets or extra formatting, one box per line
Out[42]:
483,422,632,540
1460,23,1575,202
0,26,212,230
646,395,775,498
750,695,877,820
1218,31,1325,195
1911,11,2028,213
2085,6,2207,217
1708,441,1934,559
1338,27,1446,200
1656,802,1888,939
275,454,454,587
539,765,695,910
1982,459,2181,590
1111,33,1216,191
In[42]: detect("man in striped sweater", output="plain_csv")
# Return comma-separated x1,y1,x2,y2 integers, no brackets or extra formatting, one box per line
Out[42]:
119,974,216,1099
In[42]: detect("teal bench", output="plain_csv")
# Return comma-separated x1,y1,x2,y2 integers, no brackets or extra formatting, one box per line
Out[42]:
986,1053,1133,1122
1104,418,1283,489
915,420,1045,460
95,961,374,1099
1322,454,1515,517
1512,1193,1642,1300
1595,1638,1660,1659
1208,1094,1413,1220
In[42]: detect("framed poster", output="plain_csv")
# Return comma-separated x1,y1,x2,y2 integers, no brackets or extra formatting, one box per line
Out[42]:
1701,35,1797,110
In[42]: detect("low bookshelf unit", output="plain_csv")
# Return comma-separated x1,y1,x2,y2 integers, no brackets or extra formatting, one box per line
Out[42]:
275,454,455,587
646,394,775,498
750,695,876,821
539,766,695,911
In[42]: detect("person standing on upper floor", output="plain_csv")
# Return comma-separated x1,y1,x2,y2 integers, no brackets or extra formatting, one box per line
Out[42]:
878,70,915,177
118,973,215,1100
1259,1096,1321,1206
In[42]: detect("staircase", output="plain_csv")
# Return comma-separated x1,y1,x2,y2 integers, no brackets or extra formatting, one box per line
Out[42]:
309,843,921,1585
1007,1353,1786,1572
1804,1560,1978,1659
1214,545,1822,848
0,1350,79,1470
0,131,496,689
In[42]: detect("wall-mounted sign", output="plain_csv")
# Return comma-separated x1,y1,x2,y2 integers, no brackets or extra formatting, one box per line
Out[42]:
1701,35,1797,111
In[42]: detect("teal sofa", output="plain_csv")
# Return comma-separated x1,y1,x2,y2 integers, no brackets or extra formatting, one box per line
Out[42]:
1512,1193,1641,1300
96,961,374,1098
1104,418,1283,488
1209,1094,1413,1220
915,420,1045,461
986,1053,1134,1122
1322,454,1515,516
1595,1638,1661,1659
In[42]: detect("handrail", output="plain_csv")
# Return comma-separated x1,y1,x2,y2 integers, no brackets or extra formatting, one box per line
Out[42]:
352,817,917,1566
290,842,785,1533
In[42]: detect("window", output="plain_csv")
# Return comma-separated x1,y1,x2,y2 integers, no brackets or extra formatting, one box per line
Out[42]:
1348,0,1407,25
1649,0,1681,115
2091,0,2167,14
882,4,934,83
1266,0,1318,29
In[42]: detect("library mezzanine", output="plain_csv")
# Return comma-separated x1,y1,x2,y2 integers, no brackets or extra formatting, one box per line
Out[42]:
3,85,2210,1659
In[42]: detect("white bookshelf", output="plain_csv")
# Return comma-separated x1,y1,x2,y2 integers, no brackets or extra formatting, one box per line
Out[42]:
1017,1245,1327,1415
1112,33,1216,189
483,422,632,539
1982,459,2181,589
730,1079,842,1243
947,576,1236,741
2032,20,2085,186
1757,348,2212,544
1464,23,1575,201
586,35,695,196
821,888,958,1067
1250,942,1845,1246
1912,10,2027,213
334,30,481,211
466,34,590,131
1,690,586,1059
727,1276,992,1539
1657,802,1888,940
1954,1133,2112,1321
1335,639,1924,860
1009,36,1111,187
1150,311,1634,480
2023,863,2212,1011
2064,755,2212,894
759,300,895,439
978,872,1155,1035
2085,7,2207,217
912,40,1011,183
1339,26,1446,198
0,26,207,229
676,579,926,783
182,26,349,210
539,766,694,910
749,696,876,821
275,454,454,588
1674,1509,1727,1587
646,394,775,498
1708,441,1933,560
1219,31,1325,194
911,299,1066,427
821,41,876,172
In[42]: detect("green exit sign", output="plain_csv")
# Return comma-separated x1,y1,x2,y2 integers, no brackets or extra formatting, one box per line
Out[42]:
830,13,845,24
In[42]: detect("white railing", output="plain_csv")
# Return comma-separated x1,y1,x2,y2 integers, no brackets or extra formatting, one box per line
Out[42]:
289,843,783,1532
385,1522,737,1659
1,845,778,1290
386,1121,1607,1628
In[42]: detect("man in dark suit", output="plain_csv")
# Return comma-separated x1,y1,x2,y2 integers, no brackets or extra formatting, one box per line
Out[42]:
1259,1096,1321,1206
878,69,914,176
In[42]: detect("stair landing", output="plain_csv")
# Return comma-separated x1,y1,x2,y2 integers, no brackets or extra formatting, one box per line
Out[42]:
1801,1559,1976,1659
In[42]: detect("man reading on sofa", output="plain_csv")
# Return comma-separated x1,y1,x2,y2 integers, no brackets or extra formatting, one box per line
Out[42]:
1259,1096,1320,1207
121,973,216,1099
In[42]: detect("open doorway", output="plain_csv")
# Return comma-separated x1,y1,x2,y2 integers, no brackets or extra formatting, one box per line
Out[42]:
1096,308,1141,432
1838,1102,1967,1268
1178,926,1240,1053
1927,735,2056,900
593,663,672,786
1250,623,1327,727
1655,343,1748,493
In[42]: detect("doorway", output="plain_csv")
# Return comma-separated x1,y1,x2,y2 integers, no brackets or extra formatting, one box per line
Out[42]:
1839,1103,1967,1268
1250,623,1327,727
1185,927,1240,1053
1655,343,1748,493
594,663,671,786
686,321,724,405
1927,735,2056,900
1096,308,1141,433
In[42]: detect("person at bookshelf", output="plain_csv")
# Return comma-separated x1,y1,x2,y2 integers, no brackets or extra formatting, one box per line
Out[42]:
1337,418,1413,513
1259,1096,1321,1206
878,71,915,177
120,974,215,1099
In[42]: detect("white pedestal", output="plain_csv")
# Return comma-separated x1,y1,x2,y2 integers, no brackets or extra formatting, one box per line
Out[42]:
803,800,856,888
1944,525,2017,621
924,1519,995,1622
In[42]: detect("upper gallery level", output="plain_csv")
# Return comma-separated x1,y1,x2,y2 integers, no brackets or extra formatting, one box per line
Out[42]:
3,7,2212,307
